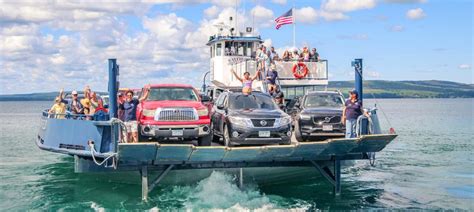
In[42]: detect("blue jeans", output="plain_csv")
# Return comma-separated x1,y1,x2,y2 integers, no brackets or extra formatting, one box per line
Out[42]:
345,119,357,138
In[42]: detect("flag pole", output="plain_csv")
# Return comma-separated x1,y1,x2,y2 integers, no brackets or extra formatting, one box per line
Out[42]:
292,2,296,48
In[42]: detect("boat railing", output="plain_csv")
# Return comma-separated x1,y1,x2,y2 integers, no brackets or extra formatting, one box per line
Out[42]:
231,58,328,81
42,109,100,120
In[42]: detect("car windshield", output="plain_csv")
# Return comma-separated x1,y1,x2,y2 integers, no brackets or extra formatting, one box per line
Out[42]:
147,87,198,101
229,94,277,110
304,94,344,108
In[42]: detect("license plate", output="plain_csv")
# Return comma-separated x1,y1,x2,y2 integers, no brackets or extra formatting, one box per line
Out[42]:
259,131,270,137
322,125,333,131
171,130,183,136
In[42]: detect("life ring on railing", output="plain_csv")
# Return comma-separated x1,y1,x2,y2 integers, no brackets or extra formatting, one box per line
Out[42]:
292,62,308,79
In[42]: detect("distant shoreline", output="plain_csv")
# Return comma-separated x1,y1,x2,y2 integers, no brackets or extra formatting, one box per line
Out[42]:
1,80,473,101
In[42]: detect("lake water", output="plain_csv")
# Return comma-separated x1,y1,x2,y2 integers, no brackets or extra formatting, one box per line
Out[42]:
0,99,472,210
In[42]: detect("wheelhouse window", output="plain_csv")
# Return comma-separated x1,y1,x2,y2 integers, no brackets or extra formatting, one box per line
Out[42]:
216,43,222,56
148,87,198,101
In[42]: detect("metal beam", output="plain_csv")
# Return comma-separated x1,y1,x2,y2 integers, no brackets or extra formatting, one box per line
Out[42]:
334,159,341,195
141,166,148,201
309,160,335,186
238,168,243,189
148,165,174,193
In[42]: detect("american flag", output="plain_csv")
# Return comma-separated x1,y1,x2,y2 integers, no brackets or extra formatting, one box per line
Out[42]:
275,9,293,30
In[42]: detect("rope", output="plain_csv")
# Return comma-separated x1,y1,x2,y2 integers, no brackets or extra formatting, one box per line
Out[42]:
110,118,128,143
88,141,118,168
357,69,395,131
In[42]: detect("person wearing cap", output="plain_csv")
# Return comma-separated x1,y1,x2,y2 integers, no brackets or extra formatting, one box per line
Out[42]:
265,63,278,91
342,89,363,138
273,88,286,111
68,90,83,116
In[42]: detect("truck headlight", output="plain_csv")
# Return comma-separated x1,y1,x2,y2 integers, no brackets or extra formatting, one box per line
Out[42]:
142,109,155,117
299,114,311,120
197,108,209,116
229,116,252,127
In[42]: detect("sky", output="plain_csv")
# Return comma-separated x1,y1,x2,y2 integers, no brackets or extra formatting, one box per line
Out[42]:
0,0,472,94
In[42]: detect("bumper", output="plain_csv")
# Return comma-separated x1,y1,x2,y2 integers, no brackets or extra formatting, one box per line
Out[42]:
299,121,345,138
228,124,292,145
140,124,210,138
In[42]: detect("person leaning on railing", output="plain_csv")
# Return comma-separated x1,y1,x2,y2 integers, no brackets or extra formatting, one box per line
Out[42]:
310,48,320,62
48,88,67,119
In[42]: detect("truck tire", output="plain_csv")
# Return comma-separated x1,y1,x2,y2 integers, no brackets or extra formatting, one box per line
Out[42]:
198,135,212,146
211,123,220,143
294,122,305,142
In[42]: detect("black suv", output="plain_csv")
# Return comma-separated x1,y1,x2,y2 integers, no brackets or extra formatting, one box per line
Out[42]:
210,91,292,146
293,91,345,142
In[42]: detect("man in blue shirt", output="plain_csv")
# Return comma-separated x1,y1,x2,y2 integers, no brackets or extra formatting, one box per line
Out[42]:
342,89,363,138
122,87,150,143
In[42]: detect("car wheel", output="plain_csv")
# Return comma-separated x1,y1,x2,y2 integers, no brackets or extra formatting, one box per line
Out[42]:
223,124,233,147
294,122,305,142
198,135,212,146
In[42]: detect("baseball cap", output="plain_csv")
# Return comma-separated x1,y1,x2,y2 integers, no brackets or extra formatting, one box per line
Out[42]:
72,90,78,95
349,89,358,96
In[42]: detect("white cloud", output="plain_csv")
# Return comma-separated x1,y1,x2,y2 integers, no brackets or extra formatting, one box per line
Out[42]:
338,34,369,40
143,13,193,48
384,0,427,3
391,25,404,32
294,7,319,23
318,10,349,21
322,0,377,12
204,5,219,18
458,64,471,69
406,8,426,20
250,5,274,27
366,71,381,78
271,0,287,5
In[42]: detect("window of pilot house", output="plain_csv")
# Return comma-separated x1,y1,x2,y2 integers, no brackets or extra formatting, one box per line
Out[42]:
216,43,222,56
210,46,213,58
246,42,252,56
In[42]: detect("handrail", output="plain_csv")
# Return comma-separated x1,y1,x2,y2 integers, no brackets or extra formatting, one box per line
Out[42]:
42,109,95,120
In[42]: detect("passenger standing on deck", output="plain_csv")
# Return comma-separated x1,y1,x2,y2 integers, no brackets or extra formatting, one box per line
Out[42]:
49,89,67,119
81,86,92,119
266,63,278,91
117,93,125,121
342,90,363,138
68,90,83,116
310,48,320,62
230,69,261,95
122,87,150,143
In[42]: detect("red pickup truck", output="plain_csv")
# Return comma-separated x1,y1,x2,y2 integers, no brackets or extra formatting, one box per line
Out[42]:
136,84,211,146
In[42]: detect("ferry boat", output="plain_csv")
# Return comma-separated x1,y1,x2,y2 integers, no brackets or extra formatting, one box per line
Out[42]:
35,19,397,201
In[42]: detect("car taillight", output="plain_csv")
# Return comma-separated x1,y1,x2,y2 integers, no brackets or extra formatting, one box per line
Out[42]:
142,109,155,117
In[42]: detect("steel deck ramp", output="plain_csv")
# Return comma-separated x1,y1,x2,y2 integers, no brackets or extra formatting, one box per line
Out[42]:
113,134,397,200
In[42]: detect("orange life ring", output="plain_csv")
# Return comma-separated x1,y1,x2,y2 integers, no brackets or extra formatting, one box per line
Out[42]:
292,62,308,79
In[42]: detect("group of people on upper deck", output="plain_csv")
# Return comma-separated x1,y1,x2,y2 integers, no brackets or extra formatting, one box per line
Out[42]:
48,86,107,120
252,45,320,63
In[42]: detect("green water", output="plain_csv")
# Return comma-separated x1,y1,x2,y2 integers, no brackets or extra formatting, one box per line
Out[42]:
0,99,472,210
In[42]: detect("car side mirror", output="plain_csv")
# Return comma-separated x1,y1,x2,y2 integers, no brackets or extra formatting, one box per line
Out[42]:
201,95,211,103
